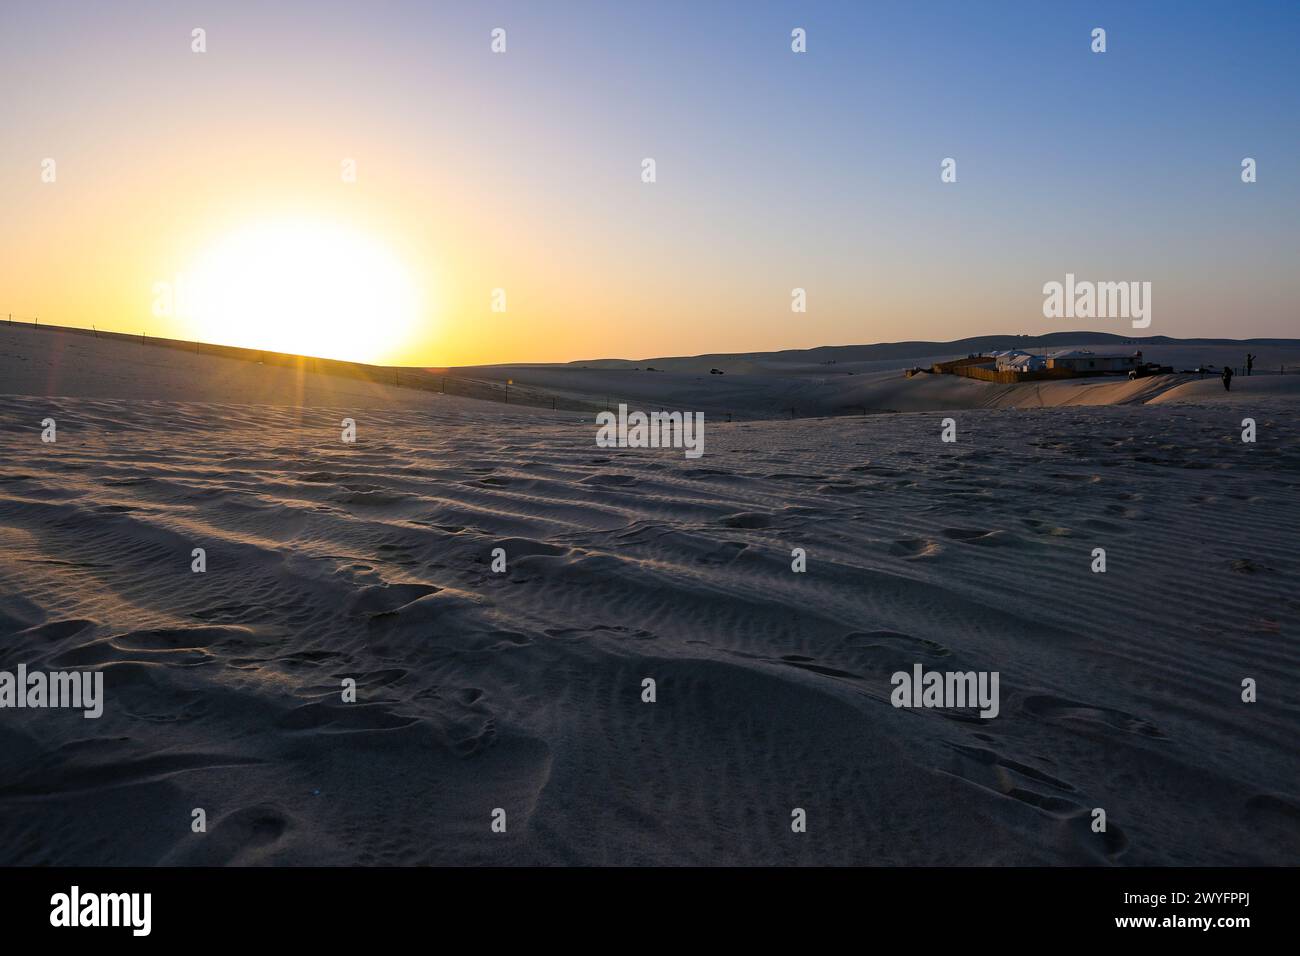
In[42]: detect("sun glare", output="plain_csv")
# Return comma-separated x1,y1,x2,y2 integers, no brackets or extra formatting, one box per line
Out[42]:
183,221,421,364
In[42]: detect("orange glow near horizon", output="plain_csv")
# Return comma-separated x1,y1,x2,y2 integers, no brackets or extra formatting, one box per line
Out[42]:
170,220,423,365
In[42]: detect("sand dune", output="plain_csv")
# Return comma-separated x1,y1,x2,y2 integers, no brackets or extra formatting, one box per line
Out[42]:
8,322,1298,419
1,329,1297,864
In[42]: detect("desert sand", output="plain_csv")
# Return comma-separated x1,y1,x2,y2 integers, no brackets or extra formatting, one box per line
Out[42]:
1,324,1296,865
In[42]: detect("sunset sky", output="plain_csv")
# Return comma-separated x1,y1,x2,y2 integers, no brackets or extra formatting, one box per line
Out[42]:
2,1,1297,366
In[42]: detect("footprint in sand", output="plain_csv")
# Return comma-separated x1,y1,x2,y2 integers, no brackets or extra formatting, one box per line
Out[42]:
942,743,1129,860
889,537,943,559
1020,694,1164,738
170,804,294,865
721,512,772,529
940,527,1015,545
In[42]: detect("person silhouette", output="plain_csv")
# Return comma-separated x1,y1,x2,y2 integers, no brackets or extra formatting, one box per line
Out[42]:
1246,353,1255,376
1222,365,1234,391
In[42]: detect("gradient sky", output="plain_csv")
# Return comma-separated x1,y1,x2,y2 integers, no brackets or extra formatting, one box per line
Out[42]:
2,0,1297,366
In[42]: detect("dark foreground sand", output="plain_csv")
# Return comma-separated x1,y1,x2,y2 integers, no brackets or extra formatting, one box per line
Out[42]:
1,331,1297,865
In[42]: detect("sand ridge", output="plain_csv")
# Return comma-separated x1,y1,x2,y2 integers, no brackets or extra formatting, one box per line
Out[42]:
1,365,1296,864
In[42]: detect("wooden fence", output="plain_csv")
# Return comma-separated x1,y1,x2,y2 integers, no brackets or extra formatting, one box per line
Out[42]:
945,364,1104,385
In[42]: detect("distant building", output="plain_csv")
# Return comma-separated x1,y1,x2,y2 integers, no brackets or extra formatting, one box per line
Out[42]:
991,350,1047,372
925,347,1145,381
1045,349,1142,373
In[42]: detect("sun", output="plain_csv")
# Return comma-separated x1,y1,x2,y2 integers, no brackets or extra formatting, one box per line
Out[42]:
182,220,421,364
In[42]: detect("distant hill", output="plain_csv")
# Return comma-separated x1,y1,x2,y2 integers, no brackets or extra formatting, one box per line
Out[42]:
559,332,1300,369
